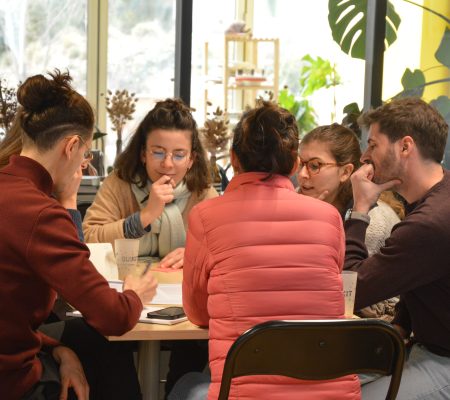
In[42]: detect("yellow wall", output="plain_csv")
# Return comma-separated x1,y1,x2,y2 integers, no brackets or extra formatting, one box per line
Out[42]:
420,0,450,101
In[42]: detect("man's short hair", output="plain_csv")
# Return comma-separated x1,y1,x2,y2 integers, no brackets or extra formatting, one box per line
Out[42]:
358,97,449,163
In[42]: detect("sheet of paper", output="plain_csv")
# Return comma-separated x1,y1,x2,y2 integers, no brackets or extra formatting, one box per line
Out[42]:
86,243,118,280
150,283,183,305
108,280,123,293
107,281,182,305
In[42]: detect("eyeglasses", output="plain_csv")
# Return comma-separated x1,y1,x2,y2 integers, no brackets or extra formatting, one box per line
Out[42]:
146,149,190,165
299,159,339,175
69,135,93,161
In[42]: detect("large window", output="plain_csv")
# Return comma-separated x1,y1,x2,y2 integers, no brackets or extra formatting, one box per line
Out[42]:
2,1,447,167
105,0,176,167
191,0,236,123
0,0,88,92
252,0,365,129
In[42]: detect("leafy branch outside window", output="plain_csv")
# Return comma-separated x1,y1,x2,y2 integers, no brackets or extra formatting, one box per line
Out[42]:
0,79,18,139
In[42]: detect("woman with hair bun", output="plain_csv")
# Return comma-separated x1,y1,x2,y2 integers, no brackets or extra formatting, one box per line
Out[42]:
173,102,360,399
0,117,86,241
0,70,157,399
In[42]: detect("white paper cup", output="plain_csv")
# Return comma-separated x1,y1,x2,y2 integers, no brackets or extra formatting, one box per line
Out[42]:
114,239,139,280
341,271,358,318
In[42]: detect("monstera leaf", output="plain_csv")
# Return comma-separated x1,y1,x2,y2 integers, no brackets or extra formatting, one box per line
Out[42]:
435,27,450,69
431,96,450,168
431,96,450,122
393,68,450,100
328,0,401,60
341,102,362,139
399,68,426,98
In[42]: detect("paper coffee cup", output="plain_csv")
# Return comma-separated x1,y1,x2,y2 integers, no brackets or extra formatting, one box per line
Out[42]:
114,239,139,280
341,271,358,318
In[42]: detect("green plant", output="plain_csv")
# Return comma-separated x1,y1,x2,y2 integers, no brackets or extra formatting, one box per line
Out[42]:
341,102,363,139
328,0,401,59
278,54,342,136
278,87,317,136
329,0,450,166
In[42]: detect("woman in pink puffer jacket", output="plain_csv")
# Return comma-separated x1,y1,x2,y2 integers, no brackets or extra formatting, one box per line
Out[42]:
178,102,360,400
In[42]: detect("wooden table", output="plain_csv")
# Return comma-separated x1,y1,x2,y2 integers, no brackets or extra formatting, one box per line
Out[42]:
109,259,208,400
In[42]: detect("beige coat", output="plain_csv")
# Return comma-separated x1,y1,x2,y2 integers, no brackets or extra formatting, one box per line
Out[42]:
83,172,218,250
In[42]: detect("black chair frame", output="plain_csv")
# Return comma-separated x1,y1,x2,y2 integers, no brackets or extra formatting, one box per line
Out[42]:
218,319,405,400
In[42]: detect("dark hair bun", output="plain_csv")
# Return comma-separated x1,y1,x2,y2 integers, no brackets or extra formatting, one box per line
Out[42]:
232,102,299,175
16,69,94,148
17,70,73,113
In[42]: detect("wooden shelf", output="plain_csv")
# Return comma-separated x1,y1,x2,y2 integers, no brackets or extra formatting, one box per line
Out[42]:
203,35,279,120
223,34,279,115
227,84,275,90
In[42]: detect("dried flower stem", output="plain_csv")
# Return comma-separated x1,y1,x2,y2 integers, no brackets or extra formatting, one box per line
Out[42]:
105,89,138,157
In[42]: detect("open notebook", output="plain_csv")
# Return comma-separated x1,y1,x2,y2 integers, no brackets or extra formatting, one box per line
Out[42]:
67,306,187,325
67,281,186,325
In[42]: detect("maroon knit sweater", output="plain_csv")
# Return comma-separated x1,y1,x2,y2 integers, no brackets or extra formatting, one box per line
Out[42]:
344,170,450,357
0,156,142,399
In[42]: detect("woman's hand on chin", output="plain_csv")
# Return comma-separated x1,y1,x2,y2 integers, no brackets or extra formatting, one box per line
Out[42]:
159,247,185,269
141,175,176,227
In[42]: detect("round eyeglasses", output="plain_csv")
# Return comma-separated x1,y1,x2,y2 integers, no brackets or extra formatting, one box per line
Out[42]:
299,159,339,175
146,149,190,165
66,135,93,161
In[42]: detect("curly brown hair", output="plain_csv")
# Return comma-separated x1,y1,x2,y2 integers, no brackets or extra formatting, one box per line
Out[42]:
115,98,211,195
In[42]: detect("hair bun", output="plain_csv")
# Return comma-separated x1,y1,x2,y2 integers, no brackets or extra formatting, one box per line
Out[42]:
17,70,73,113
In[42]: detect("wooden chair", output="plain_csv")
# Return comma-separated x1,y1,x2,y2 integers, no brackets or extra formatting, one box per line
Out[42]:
218,319,405,400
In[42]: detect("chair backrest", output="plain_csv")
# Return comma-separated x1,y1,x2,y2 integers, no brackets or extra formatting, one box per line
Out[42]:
218,319,405,400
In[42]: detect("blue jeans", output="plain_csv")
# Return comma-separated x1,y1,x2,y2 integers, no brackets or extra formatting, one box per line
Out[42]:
361,344,450,399
168,372,210,400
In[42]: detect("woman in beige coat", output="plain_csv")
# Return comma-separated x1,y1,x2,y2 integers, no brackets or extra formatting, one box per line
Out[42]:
83,98,217,269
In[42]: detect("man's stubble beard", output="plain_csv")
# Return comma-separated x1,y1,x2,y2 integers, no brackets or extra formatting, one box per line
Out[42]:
372,147,402,185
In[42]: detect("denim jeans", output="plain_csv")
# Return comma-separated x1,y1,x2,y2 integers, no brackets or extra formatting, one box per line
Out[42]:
168,372,210,400
361,343,450,399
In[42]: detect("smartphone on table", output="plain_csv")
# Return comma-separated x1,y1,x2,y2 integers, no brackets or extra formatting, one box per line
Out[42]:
147,306,185,320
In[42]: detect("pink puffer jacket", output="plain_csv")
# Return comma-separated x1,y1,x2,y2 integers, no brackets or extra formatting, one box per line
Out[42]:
183,172,360,400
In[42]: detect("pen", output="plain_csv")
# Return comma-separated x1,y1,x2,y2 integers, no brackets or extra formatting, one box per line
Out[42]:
141,262,151,276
